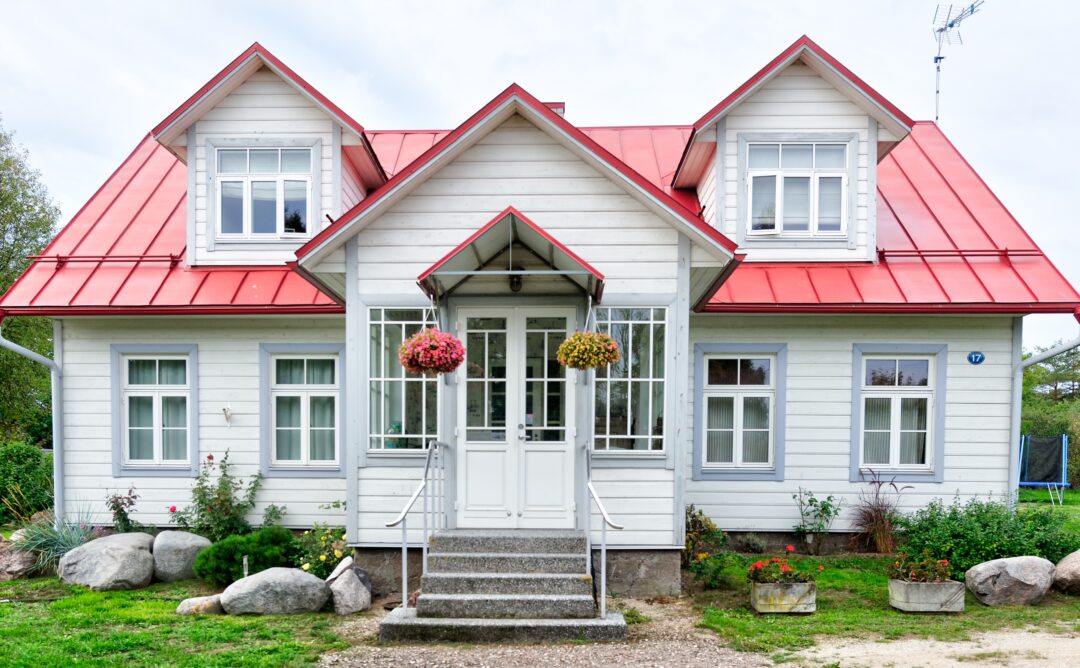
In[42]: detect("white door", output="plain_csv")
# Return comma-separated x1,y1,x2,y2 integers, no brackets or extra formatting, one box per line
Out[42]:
457,308,576,529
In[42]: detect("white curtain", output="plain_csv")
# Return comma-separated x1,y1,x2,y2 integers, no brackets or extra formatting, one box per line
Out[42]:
309,396,336,461
127,396,154,460
275,396,301,460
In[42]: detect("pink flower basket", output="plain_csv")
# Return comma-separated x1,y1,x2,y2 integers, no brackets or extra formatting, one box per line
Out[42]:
398,328,466,375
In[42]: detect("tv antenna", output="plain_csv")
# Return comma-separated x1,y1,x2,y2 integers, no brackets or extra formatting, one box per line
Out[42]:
932,2,984,123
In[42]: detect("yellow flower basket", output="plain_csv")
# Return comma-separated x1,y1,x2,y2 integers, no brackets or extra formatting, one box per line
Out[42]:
556,331,620,370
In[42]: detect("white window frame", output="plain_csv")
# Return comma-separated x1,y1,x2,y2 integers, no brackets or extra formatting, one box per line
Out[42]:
215,147,314,240
701,355,776,469
859,355,934,471
367,308,441,452
269,354,340,467
746,142,848,237
121,355,190,467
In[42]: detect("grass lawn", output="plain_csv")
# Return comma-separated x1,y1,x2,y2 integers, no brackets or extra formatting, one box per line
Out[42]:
1019,487,1080,533
0,577,349,667
697,554,1080,657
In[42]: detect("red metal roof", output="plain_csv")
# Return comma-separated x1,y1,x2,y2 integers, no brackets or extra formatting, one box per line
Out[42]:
702,122,1080,314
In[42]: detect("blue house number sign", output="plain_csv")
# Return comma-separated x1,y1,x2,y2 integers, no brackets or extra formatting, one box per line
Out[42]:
967,351,985,365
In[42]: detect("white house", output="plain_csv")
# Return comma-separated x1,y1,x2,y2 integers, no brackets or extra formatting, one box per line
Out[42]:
2,37,1078,607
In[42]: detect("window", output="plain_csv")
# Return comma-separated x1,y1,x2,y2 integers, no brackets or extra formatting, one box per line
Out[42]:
216,147,312,239
594,308,665,452
270,355,339,466
859,356,932,469
701,356,775,467
368,309,439,450
121,356,190,466
746,142,847,236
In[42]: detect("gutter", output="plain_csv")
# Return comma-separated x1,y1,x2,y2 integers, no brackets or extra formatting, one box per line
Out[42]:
0,313,63,524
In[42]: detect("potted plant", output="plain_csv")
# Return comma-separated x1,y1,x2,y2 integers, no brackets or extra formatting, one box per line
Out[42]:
887,551,964,612
556,331,620,370
398,328,466,375
747,546,819,614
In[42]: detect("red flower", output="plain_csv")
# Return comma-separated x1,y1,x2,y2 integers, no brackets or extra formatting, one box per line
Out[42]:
780,564,792,572
771,557,781,563
785,545,795,553
941,560,949,566
168,505,177,513
819,565,825,571
207,454,214,461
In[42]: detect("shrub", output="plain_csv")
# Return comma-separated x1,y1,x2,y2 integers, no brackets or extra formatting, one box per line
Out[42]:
792,488,842,555
850,471,911,553
296,523,347,578
0,441,53,524
682,504,728,567
171,452,284,542
746,547,822,584
689,552,740,589
105,486,141,533
887,550,953,582
193,525,298,586
897,497,1080,574
13,511,103,571
621,606,651,624
740,533,769,554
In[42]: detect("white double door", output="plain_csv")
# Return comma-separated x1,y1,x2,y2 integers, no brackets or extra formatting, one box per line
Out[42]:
456,307,576,529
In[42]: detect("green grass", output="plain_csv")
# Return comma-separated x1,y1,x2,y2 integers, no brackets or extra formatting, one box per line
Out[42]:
697,554,1080,654
1018,487,1080,533
0,577,350,667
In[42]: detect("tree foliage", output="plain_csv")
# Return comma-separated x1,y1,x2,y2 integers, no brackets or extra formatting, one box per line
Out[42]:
0,116,59,445
1022,339,1080,486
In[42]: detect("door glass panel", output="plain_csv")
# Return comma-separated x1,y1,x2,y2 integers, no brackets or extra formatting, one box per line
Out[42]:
525,316,567,443
465,317,507,441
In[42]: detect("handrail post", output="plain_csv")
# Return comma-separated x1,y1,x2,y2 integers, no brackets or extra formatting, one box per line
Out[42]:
600,520,607,618
422,452,429,575
400,516,408,610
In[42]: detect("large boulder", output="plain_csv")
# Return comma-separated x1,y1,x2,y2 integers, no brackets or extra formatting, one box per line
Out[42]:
966,556,1055,605
58,532,155,591
326,556,373,595
220,567,330,615
176,594,224,615
153,531,210,582
329,568,371,615
1054,550,1080,595
0,542,36,581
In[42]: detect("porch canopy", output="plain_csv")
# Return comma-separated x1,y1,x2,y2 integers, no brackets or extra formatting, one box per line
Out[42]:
417,206,605,301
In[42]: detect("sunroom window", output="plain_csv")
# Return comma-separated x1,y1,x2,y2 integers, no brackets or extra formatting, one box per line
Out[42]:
368,308,439,450
701,356,774,467
747,142,846,236
122,356,189,465
594,308,666,452
216,147,312,239
860,356,932,469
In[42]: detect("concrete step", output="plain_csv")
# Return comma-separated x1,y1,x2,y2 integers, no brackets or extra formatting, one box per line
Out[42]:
427,552,588,574
421,572,594,596
380,607,627,643
429,529,586,555
416,593,596,619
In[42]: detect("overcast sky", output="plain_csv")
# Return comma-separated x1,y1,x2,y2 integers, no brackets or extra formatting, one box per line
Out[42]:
1,0,1076,349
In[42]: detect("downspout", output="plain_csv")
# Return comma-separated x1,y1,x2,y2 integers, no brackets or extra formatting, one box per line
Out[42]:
0,313,63,524
1010,310,1080,502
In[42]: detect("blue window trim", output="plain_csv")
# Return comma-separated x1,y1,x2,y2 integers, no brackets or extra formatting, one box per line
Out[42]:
110,344,200,478
259,343,346,479
850,343,947,484
692,343,787,481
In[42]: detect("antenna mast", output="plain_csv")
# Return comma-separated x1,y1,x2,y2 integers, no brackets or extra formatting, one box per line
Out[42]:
932,2,984,123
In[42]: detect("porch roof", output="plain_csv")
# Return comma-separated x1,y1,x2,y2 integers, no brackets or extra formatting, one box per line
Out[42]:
417,207,605,302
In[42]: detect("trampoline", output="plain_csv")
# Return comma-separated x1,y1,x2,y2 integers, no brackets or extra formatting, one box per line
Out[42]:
1018,434,1070,506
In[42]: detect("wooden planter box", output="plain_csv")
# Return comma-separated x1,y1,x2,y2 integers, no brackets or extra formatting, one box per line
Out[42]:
888,579,965,613
750,582,816,614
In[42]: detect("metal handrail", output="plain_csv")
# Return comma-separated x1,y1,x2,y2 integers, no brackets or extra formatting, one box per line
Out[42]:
385,440,447,610
385,444,438,528
584,444,622,618
588,482,624,531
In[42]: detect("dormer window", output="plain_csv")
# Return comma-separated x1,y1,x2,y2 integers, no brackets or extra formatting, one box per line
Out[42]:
746,142,847,236
216,147,313,239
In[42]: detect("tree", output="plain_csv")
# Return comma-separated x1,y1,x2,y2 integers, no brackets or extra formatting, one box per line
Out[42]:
0,116,59,444
1022,340,1080,486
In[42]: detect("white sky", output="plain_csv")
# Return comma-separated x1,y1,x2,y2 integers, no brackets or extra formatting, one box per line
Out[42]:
1,0,1076,350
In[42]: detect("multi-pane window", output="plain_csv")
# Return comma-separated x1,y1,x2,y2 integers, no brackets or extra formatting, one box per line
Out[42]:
270,356,339,466
701,356,774,467
122,356,189,465
369,309,439,450
594,308,666,452
747,142,847,236
216,147,312,238
860,357,932,469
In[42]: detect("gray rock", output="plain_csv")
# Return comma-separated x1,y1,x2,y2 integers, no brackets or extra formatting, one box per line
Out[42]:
176,594,224,615
0,542,37,581
153,531,210,582
220,567,330,615
326,555,373,595
8,529,27,544
58,532,155,591
326,555,353,583
966,556,1055,605
330,568,371,615
1054,550,1080,595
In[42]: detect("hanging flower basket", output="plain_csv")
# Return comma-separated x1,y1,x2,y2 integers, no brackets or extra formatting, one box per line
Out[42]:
556,331,620,370
398,328,466,376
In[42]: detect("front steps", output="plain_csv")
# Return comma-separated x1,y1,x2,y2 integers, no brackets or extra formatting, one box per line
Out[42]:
378,529,628,643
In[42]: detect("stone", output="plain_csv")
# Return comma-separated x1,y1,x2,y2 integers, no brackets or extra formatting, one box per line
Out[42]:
8,529,26,544
329,568,372,615
153,531,210,582
352,548,422,596
176,594,224,615
0,542,37,581
326,555,353,583
966,556,1055,605
592,549,681,597
888,579,965,612
750,582,817,613
220,567,330,615
58,532,155,591
1053,550,1080,595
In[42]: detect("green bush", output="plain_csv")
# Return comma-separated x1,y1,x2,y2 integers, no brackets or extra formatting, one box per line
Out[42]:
689,552,741,590
296,524,347,578
897,497,1080,574
193,526,298,586
171,451,284,542
682,504,728,567
0,441,53,524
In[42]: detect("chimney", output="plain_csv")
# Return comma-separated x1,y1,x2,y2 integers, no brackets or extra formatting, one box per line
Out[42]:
543,102,565,117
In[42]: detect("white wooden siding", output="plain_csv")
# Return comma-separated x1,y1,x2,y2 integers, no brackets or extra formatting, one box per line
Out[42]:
354,114,680,297
191,68,337,266
341,155,366,212
589,467,675,547
60,317,347,528
697,157,718,230
685,314,1016,532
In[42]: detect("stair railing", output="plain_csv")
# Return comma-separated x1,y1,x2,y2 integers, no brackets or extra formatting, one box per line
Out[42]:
584,440,623,618
385,440,447,610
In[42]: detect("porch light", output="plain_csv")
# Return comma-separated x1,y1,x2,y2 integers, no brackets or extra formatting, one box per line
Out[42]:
508,265,524,293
